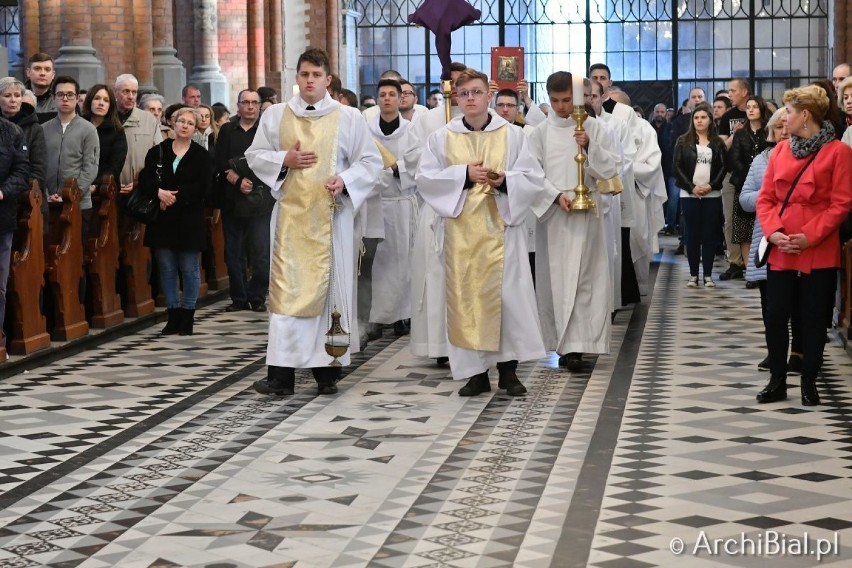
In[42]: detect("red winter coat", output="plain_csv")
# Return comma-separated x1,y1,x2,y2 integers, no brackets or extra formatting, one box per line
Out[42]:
757,138,852,273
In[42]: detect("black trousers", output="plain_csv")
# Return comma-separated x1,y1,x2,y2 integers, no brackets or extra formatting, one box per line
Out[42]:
765,268,835,379
757,279,803,355
621,228,641,305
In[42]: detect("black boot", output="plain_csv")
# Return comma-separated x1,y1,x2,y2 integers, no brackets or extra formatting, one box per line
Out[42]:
558,352,583,371
178,308,195,336
497,360,527,396
312,367,339,395
161,308,180,335
458,372,491,396
756,375,787,403
800,375,820,406
253,366,295,395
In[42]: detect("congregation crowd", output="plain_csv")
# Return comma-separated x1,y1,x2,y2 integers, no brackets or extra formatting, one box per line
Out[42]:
0,49,849,408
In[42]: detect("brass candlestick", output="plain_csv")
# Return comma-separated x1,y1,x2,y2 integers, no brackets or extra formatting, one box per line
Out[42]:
570,106,595,211
442,79,452,123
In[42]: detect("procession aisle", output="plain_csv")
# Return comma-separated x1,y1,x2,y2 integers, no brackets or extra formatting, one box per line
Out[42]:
0,243,850,568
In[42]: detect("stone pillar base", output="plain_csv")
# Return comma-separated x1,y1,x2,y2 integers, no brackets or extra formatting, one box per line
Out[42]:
189,65,230,107
55,45,105,88
153,47,187,103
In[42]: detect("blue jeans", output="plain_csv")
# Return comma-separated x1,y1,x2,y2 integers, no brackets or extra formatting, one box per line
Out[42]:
222,210,272,305
0,231,13,343
154,248,200,309
681,197,722,278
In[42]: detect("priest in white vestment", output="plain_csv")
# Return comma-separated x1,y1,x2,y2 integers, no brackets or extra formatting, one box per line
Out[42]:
402,62,467,363
529,71,621,371
245,48,382,396
366,79,417,332
417,69,546,396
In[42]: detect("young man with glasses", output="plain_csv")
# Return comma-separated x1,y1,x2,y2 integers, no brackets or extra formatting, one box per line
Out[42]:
398,80,428,122
416,69,546,397
42,76,100,239
215,89,273,314
246,48,382,397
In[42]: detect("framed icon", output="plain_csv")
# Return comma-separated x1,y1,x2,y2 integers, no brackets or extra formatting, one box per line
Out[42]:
491,47,524,90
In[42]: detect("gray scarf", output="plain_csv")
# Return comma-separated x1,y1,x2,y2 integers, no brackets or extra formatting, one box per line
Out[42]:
789,122,835,158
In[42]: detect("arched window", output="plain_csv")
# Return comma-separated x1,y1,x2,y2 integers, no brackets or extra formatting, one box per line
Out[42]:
356,0,829,110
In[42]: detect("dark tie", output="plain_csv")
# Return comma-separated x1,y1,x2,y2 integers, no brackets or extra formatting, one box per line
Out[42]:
306,105,315,111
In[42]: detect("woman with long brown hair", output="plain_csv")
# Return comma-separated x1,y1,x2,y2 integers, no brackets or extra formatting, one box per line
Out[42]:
673,101,727,287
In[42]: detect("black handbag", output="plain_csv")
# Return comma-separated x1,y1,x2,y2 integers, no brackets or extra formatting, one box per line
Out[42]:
754,149,820,268
124,145,163,224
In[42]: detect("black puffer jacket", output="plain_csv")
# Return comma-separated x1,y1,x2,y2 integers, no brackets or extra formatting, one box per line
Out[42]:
5,103,46,190
0,117,31,232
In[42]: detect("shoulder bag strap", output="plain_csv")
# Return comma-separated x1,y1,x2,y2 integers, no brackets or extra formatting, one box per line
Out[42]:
778,147,820,218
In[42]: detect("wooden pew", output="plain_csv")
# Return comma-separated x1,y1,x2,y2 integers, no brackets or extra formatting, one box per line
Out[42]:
45,179,89,341
118,195,155,317
205,207,228,290
86,176,124,328
6,182,51,356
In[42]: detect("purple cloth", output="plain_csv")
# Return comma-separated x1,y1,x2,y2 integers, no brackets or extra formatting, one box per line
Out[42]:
408,0,481,79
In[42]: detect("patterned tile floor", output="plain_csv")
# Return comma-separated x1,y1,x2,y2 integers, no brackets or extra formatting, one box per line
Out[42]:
0,241,850,567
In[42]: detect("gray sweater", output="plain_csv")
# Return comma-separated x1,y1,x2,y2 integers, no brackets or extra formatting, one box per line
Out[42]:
43,115,100,210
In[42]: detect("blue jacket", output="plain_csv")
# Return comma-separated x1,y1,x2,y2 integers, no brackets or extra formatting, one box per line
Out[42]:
739,146,774,282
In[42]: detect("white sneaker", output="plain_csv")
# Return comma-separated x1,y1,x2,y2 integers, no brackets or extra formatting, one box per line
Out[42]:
704,276,716,288
687,276,699,288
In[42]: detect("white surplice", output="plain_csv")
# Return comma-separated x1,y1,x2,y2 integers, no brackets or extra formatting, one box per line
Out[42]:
416,113,546,380
245,94,382,368
402,105,462,358
529,111,620,355
629,118,667,294
367,113,417,323
595,112,626,313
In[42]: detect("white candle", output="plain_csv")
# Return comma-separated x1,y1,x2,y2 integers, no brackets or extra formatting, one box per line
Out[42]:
572,75,585,107
292,84,300,98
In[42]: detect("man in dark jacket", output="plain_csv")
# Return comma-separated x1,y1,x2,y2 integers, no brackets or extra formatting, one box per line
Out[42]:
0,115,32,349
214,88,272,312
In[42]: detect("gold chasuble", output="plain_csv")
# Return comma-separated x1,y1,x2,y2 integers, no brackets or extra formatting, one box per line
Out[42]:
269,106,341,317
444,125,508,351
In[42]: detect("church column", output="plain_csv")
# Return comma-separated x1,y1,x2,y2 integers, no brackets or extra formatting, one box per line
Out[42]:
326,0,340,73
13,0,40,78
266,0,284,94
152,0,187,102
248,0,266,88
188,0,230,106
132,0,156,93
54,2,105,87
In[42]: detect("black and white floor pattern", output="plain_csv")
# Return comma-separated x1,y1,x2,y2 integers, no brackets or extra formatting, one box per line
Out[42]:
0,246,850,568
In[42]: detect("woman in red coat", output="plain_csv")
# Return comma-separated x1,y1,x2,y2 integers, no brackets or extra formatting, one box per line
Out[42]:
756,84,852,406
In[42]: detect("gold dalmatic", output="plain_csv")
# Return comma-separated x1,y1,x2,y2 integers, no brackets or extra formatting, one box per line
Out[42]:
443,125,508,351
269,106,340,316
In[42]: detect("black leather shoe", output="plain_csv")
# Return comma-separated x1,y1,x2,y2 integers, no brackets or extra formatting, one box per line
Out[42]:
497,368,527,396
249,301,267,312
800,376,820,406
558,353,583,371
393,320,410,336
312,367,340,395
225,301,249,312
253,366,295,396
756,375,787,403
458,372,491,396
436,357,449,367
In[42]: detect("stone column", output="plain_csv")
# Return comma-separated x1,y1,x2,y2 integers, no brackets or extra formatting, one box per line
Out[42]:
152,0,187,102
248,0,266,88
188,0,229,106
54,2,105,87
132,0,157,93
266,0,284,94
12,0,40,79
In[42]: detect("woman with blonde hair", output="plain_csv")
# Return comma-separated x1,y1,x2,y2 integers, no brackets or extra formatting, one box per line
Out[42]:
139,107,210,335
756,85,852,406
839,77,852,147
